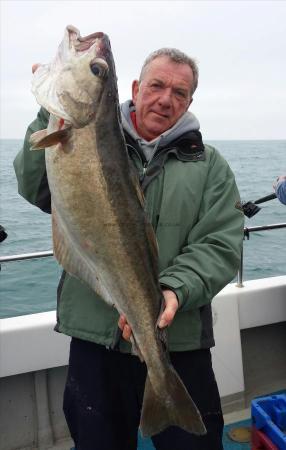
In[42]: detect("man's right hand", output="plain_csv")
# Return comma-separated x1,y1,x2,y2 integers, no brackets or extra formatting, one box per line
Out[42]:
118,315,132,341
32,64,41,74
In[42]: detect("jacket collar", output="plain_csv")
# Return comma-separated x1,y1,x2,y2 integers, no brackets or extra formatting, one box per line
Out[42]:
124,129,205,191
124,129,205,163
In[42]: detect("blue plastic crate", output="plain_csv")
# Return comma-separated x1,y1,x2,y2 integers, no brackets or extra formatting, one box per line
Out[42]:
252,394,286,449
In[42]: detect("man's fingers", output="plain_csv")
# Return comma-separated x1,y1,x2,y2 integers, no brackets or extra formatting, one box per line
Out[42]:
118,289,179,337
32,63,41,74
118,314,127,330
122,324,132,341
158,290,179,328
158,310,176,328
118,314,132,341
158,306,177,328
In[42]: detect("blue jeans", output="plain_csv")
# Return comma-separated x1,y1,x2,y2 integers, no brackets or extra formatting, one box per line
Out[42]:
63,338,224,450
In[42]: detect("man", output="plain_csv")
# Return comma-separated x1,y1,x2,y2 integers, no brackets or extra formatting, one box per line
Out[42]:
14,48,244,450
273,175,286,205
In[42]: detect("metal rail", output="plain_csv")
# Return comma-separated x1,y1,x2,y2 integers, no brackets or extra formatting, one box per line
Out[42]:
0,250,53,263
236,222,286,288
1,223,286,287
244,222,286,234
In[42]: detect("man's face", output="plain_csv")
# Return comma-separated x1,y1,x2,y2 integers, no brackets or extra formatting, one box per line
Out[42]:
132,56,194,141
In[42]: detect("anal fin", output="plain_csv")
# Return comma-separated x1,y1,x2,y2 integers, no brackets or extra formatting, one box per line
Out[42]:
130,333,144,362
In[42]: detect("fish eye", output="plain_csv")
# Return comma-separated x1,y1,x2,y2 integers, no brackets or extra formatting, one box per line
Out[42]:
90,62,107,78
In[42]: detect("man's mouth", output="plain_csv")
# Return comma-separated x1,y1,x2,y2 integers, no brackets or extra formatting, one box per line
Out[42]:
151,111,169,119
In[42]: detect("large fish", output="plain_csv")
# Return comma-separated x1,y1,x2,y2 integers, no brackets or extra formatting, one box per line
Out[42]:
29,25,206,438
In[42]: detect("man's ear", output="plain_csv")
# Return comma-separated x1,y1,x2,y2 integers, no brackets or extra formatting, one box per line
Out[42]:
132,80,139,104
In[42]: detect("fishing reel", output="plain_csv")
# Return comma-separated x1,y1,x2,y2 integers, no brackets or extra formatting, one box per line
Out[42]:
0,225,7,243
0,225,8,272
242,193,277,218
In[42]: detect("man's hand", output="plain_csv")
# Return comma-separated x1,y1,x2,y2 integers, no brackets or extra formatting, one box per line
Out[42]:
32,63,41,74
273,175,286,189
118,289,179,341
157,289,179,328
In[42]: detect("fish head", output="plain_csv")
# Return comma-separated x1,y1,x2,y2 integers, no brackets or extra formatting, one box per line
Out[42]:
32,25,114,128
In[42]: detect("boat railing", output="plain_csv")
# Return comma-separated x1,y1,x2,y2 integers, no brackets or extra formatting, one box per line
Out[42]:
236,222,286,287
0,250,53,263
1,223,286,287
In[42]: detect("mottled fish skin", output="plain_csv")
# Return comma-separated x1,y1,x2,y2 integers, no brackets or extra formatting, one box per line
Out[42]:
30,25,206,437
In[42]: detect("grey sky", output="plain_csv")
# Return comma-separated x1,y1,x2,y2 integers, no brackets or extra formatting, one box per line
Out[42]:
1,0,285,139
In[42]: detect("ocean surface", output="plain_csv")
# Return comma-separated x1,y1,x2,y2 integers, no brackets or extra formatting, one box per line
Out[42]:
0,139,285,319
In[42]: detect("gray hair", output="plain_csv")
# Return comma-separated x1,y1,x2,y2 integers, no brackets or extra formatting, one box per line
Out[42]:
139,48,199,95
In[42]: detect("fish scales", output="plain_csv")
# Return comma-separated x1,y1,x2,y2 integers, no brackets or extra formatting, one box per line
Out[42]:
30,25,206,437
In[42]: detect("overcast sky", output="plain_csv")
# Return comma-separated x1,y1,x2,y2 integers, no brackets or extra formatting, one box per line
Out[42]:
1,0,285,140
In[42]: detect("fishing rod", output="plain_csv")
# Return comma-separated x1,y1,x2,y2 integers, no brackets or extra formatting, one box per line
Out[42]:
242,192,277,218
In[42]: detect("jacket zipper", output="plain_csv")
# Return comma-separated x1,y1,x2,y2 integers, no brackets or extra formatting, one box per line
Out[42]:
127,143,147,184
127,142,175,185
142,162,148,178
140,147,174,183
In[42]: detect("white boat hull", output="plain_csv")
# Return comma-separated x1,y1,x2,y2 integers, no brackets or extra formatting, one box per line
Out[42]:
1,276,286,449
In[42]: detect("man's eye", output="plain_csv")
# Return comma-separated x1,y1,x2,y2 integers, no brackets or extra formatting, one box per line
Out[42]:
175,90,187,98
150,83,162,89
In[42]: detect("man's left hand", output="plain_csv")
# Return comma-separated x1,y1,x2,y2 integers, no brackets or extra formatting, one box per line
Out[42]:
157,289,179,328
118,289,179,341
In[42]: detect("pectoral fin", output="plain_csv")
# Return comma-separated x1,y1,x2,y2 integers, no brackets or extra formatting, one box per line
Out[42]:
29,129,48,150
30,127,72,150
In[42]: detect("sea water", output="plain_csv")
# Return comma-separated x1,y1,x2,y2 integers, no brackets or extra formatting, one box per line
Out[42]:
0,139,285,319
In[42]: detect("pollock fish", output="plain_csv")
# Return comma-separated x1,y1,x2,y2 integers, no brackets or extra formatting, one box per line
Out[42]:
29,25,206,437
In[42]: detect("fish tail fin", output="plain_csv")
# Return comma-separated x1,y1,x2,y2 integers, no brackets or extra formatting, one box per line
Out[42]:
140,367,207,438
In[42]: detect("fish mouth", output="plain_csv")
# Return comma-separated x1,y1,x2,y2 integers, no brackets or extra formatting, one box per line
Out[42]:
66,25,110,57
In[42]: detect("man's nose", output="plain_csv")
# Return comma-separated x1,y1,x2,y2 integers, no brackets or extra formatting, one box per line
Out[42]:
158,88,172,107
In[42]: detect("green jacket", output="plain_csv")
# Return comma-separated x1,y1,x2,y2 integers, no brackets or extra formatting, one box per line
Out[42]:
14,107,244,352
